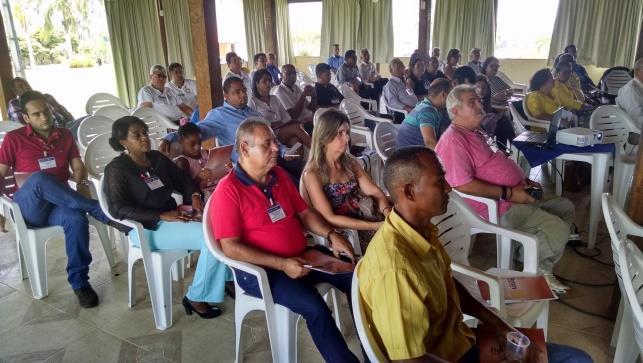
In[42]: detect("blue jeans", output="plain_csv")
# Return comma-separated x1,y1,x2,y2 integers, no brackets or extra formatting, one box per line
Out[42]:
234,264,359,363
13,172,110,290
459,342,593,363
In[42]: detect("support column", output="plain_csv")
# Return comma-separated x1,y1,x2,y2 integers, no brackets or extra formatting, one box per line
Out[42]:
187,0,223,115
636,18,643,62
418,0,431,57
264,0,278,55
0,8,14,119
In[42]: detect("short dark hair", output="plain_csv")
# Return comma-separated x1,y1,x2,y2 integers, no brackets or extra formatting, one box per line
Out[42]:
251,69,273,96
383,146,438,202
225,52,238,65
253,53,266,64
223,76,244,93
554,61,572,74
453,66,477,85
344,50,356,60
529,68,553,91
409,56,424,70
446,48,461,61
315,63,331,76
427,78,452,97
168,62,183,73
481,56,499,75
178,122,201,139
564,44,576,53
109,116,148,152
19,90,47,111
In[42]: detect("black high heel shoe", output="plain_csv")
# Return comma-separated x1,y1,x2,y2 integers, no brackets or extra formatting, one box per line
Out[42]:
182,296,222,319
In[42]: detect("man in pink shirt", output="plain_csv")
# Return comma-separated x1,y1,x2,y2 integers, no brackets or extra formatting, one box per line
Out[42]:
435,85,573,293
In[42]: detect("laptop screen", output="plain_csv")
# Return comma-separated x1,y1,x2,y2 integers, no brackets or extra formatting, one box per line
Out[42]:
545,107,564,148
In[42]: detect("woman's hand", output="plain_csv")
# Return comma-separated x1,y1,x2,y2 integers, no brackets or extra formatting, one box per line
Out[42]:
192,195,204,214
160,210,191,222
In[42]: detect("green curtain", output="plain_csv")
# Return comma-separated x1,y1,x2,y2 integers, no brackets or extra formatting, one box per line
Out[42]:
431,0,496,59
105,0,164,108
547,0,643,68
162,0,195,78
243,0,267,63
359,0,393,64
320,0,361,59
275,0,294,65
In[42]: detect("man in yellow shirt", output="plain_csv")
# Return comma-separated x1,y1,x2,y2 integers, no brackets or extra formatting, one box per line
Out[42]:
356,146,593,363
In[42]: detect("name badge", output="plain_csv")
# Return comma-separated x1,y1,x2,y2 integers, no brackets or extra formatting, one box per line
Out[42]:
38,157,56,170
144,176,164,190
267,204,286,223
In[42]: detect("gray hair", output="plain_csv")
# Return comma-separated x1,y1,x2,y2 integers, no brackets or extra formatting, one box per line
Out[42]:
234,118,272,157
149,64,166,75
635,58,643,73
446,85,478,120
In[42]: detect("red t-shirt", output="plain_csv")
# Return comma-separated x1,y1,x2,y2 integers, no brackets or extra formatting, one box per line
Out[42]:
210,166,309,258
0,125,79,185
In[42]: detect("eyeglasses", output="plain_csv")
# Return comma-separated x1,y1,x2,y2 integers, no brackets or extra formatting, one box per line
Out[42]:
153,73,167,78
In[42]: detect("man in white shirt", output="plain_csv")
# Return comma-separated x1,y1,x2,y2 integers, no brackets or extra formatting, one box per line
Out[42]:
382,58,417,121
467,48,482,74
223,52,253,95
166,62,198,109
432,47,446,71
274,64,316,128
137,64,189,121
616,58,643,128
358,48,388,96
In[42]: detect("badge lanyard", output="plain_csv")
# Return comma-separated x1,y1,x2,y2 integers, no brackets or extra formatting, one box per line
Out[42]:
257,173,286,223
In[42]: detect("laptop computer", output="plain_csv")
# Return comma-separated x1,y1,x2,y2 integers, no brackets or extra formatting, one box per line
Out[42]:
512,107,564,149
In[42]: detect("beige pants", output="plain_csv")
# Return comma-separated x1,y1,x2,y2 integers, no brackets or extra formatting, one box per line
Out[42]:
500,196,575,272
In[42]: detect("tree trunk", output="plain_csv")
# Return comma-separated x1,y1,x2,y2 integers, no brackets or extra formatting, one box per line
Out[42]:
24,20,35,67
64,31,73,60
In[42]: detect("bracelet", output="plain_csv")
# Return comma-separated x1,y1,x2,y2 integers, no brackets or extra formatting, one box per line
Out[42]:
501,186,507,200
191,192,202,199
326,229,338,240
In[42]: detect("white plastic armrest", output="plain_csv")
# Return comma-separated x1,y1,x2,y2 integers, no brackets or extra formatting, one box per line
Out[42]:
453,190,499,223
452,262,506,315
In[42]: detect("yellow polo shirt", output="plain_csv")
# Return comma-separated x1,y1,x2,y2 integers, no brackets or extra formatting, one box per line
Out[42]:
356,209,475,361
552,80,583,111
525,91,561,119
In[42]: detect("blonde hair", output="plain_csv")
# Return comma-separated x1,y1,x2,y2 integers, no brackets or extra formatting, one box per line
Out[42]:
305,109,355,184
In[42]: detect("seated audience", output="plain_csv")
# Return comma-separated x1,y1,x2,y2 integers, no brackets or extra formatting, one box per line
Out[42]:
431,47,446,70
553,53,585,101
210,119,359,363
326,43,345,72
358,48,388,91
174,123,217,201
357,145,593,362
266,53,282,84
382,58,418,115
302,110,390,252
436,85,572,292
138,64,190,122
337,50,379,101
443,48,462,81
248,69,312,148
453,65,477,86
424,56,446,85
0,90,128,308
616,58,643,126
475,74,515,147
526,69,562,120
274,64,316,127
8,77,74,127
467,47,482,73
481,56,513,106
223,52,253,94
166,62,198,110
249,52,271,85
407,58,428,97
105,116,229,318
552,62,589,112
314,63,344,107
396,78,452,150
564,44,598,92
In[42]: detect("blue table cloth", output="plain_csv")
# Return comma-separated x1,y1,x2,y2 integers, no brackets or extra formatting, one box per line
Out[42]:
513,141,615,167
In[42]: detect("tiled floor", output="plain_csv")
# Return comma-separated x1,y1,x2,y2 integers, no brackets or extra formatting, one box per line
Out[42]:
0,164,619,362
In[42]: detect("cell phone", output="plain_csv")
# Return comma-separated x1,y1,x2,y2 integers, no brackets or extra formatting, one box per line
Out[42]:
525,186,543,200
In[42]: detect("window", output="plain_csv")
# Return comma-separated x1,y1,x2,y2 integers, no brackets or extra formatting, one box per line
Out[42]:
392,0,420,57
495,0,559,59
288,2,322,57
216,0,248,63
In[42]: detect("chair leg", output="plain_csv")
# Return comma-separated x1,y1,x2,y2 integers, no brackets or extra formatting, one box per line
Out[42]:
171,260,184,281
128,254,137,308
536,301,549,340
119,232,129,257
16,240,28,280
613,303,638,363
274,306,298,363
22,235,48,299
612,297,624,347
235,301,250,363
145,256,174,330
90,218,116,267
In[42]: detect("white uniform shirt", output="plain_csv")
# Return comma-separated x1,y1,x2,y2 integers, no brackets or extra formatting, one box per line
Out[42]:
274,83,313,123
137,85,184,121
616,78,643,128
248,95,291,128
358,62,379,82
167,79,198,109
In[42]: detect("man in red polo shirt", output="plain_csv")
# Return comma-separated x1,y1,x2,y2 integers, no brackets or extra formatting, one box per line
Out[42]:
0,90,127,308
210,119,359,363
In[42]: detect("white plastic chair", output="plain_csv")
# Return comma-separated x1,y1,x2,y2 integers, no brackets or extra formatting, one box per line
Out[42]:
591,106,640,207
521,95,551,129
617,240,643,361
85,92,127,115
602,193,643,362
338,83,377,111
94,105,130,121
297,71,316,89
77,115,114,154
307,64,317,79
373,122,398,162
97,176,193,330
202,197,342,362
498,71,527,95
132,107,178,142
339,98,391,151
83,134,121,180
600,67,632,103
432,192,550,337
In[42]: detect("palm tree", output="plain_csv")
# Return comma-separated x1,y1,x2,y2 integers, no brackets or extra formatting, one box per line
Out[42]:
12,2,36,67
44,0,89,60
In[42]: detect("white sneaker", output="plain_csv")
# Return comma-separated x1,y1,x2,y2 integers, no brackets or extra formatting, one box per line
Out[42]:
541,271,571,293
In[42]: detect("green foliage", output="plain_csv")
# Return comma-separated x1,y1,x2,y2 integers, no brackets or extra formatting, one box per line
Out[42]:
69,56,96,68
